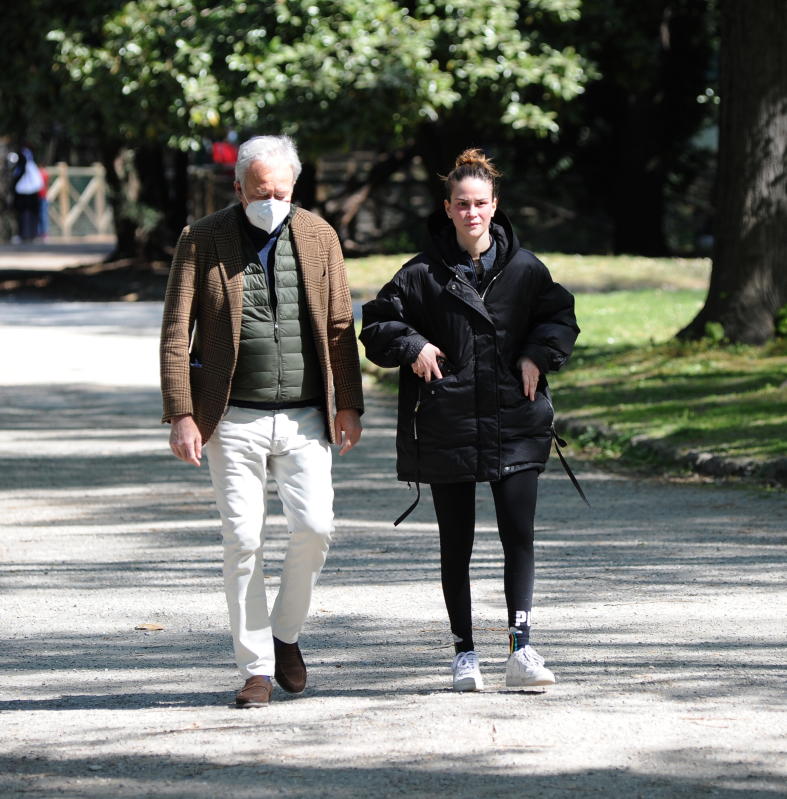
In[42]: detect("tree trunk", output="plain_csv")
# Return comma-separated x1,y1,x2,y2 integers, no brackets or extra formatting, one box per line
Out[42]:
103,144,189,264
321,147,417,249
679,0,787,344
101,146,137,260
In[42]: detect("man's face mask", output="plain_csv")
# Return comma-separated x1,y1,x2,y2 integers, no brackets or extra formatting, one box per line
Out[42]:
244,195,291,233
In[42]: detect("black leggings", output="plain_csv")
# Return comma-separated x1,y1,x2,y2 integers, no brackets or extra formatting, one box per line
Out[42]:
431,469,538,652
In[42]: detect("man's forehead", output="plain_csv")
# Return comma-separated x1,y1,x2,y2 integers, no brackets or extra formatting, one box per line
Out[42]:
245,158,294,184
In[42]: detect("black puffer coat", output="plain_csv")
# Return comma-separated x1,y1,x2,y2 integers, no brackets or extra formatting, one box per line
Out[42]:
360,210,579,484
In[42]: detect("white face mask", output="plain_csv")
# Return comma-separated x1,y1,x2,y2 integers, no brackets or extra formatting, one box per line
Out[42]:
244,196,291,233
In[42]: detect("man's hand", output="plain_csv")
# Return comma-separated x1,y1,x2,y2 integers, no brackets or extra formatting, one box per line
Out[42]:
519,357,540,401
169,414,203,466
334,408,362,456
411,342,444,383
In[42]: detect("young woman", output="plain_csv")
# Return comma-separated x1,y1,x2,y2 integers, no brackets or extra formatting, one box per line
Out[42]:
361,149,579,691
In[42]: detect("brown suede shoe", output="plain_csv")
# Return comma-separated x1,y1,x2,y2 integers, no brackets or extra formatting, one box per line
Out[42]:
273,637,307,694
235,675,272,708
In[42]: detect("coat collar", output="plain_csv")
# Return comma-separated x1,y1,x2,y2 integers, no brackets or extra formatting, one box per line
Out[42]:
289,207,326,283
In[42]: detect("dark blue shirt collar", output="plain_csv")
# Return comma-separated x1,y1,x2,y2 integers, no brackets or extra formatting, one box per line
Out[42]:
458,237,497,287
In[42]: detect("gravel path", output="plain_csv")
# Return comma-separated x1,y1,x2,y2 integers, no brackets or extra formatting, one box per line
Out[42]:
1,301,785,798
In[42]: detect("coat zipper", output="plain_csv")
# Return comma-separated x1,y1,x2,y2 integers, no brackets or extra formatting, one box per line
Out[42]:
481,270,503,301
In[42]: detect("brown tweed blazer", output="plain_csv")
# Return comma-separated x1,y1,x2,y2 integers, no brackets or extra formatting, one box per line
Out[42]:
160,204,364,444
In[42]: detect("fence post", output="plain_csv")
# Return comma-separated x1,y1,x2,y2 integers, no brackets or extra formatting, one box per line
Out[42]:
57,162,69,237
93,162,108,234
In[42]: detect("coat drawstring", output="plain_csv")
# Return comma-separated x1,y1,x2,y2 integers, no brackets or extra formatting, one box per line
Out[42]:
393,482,421,526
551,425,591,507
394,388,422,526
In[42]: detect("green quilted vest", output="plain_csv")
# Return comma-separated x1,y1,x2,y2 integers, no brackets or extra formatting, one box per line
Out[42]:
229,222,323,405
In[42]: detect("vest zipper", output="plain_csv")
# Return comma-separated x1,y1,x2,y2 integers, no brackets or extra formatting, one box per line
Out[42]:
274,297,282,399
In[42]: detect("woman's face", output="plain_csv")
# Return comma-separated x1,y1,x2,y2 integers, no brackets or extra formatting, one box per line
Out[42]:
444,176,497,247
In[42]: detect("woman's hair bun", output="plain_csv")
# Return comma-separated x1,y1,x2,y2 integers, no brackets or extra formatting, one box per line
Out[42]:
442,147,502,198
453,148,501,178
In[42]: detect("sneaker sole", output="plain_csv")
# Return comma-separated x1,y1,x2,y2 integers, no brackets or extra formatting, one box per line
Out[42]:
453,677,484,692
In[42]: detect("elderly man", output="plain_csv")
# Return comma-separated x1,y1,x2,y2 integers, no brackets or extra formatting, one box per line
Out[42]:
160,135,363,707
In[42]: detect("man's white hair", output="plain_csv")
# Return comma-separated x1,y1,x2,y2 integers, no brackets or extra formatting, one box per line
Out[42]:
235,135,302,185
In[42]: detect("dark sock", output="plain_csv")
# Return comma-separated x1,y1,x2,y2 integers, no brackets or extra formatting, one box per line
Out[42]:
508,625,530,653
455,636,475,654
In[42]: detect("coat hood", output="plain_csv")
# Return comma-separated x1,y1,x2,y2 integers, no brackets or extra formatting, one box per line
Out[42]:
425,208,521,274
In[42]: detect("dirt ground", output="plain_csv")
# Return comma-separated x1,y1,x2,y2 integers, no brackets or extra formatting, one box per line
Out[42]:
0,299,786,799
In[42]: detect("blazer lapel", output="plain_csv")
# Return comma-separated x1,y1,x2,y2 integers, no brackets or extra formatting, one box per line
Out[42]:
291,209,327,320
213,206,247,345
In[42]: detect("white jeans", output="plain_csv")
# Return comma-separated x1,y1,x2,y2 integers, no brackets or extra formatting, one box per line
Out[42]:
205,405,334,678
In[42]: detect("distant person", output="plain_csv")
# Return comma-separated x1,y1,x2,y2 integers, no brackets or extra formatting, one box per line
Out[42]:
160,135,364,708
361,149,579,692
212,131,239,166
11,147,44,243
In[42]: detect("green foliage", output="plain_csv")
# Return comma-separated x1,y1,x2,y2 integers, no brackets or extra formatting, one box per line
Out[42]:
45,0,590,152
47,0,230,148
775,305,787,337
703,320,727,343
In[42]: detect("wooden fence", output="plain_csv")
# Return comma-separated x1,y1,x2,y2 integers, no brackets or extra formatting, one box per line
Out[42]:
44,162,113,238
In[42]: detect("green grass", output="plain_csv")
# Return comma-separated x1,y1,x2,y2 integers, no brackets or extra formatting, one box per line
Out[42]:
552,337,787,463
553,288,787,467
346,254,415,298
574,289,705,346
353,253,787,475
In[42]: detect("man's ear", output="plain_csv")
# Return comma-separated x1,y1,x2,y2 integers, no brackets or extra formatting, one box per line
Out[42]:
233,181,244,203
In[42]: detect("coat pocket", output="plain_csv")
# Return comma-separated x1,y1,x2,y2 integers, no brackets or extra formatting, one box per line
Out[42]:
500,390,554,437
413,375,476,449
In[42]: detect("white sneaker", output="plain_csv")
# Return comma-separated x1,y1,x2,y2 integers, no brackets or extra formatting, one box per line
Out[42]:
452,650,484,691
505,645,556,688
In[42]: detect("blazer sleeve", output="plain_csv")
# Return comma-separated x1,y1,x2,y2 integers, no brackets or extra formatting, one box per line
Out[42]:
360,270,430,368
325,227,365,413
520,260,580,374
160,225,199,422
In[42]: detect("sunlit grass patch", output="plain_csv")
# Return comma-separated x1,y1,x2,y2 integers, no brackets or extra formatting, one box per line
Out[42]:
574,289,705,346
552,338,787,463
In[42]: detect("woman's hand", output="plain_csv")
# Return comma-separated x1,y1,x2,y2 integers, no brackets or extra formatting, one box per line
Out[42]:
412,342,445,382
519,357,540,401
